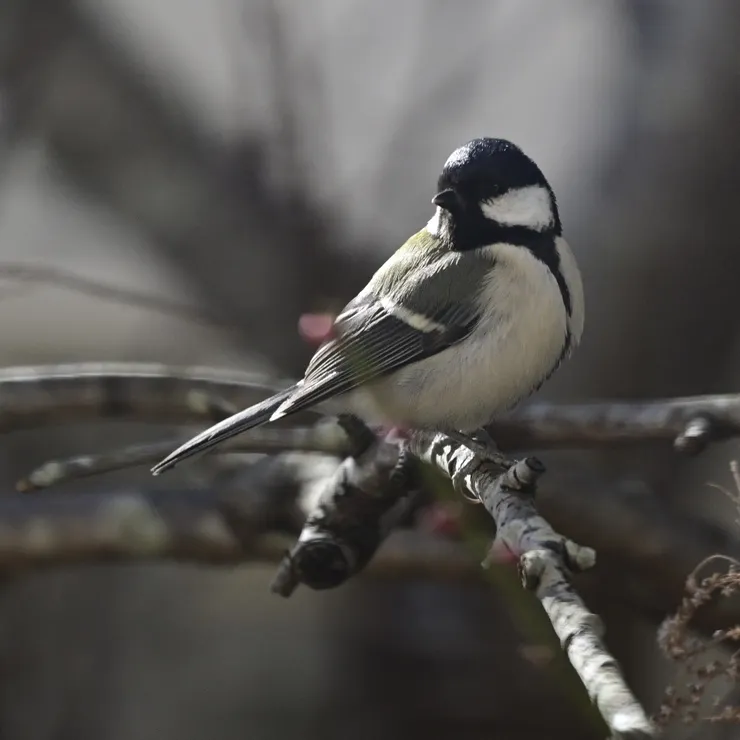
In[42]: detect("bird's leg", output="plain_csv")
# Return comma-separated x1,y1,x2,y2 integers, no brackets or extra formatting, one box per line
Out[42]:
335,414,377,457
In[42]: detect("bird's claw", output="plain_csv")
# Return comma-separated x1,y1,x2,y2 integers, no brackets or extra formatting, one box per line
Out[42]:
444,428,516,502
444,428,515,469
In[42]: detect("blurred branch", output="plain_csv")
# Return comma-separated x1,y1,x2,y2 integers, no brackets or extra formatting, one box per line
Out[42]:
0,262,229,328
487,400,738,453
0,363,308,432
5,363,740,454
14,430,740,628
0,440,504,578
17,424,346,491
270,417,420,597
5,433,740,633
8,362,740,634
0,483,472,578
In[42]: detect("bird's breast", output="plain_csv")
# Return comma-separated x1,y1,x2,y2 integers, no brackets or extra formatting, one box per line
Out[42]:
379,243,570,430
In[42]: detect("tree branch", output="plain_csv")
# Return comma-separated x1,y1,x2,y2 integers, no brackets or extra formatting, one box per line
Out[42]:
270,417,418,597
2,364,740,456
408,432,657,739
10,438,740,634
0,458,468,578
3,363,740,632
16,424,347,491
0,363,307,431
486,399,733,453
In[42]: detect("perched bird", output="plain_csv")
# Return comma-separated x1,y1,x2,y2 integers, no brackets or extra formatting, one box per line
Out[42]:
151,137,584,475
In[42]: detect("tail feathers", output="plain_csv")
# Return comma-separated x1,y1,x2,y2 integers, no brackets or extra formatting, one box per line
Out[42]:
151,387,296,475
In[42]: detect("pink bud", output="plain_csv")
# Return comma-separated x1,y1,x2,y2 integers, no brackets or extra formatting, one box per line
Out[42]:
298,313,337,345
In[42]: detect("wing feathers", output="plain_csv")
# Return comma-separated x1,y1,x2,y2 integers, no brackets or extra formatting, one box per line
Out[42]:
151,388,293,474
271,297,478,420
152,245,487,473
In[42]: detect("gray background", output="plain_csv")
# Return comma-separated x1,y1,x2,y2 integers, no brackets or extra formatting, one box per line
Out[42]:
0,1,738,738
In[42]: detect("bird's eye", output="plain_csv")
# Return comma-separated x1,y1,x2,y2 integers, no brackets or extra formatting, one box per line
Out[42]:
467,179,500,203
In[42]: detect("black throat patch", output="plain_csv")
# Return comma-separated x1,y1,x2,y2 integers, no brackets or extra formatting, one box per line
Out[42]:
452,218,573,319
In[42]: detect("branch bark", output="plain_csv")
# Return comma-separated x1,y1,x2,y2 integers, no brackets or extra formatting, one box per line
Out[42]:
408,432,657,739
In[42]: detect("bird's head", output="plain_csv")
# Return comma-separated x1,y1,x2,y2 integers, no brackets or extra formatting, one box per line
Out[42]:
426,137,561,250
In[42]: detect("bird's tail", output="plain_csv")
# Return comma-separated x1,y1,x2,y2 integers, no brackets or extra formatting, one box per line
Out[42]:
151,386,296,475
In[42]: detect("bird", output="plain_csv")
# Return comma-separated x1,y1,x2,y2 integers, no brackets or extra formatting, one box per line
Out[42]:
151,137,584,476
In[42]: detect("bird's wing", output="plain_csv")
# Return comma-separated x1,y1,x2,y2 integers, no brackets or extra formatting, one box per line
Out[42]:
270,248,487,420
151,236,492,475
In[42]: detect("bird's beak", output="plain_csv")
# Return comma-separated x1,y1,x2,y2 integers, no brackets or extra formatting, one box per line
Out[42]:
432,188,460,212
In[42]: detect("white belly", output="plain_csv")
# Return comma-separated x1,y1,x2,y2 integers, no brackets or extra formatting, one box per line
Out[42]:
346,243,570,430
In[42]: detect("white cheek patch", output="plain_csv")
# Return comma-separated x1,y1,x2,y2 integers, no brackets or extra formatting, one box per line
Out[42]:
481,185,554,231
425,206,443,237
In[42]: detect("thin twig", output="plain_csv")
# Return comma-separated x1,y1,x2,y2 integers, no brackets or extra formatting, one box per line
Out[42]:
17,424,349,492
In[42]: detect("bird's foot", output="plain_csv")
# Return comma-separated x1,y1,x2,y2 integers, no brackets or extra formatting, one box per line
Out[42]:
443,428,516,502
335,414,377,457
444,428,514,469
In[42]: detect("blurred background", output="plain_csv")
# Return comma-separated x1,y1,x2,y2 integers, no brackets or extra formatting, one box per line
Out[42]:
0,0,738,738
